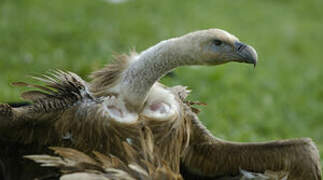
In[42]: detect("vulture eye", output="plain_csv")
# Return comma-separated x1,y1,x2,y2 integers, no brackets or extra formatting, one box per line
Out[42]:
213,40,222,46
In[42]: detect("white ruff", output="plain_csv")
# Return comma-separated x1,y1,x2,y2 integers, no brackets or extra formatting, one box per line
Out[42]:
142,83,180,121
101,96,138,123
100,83,179,124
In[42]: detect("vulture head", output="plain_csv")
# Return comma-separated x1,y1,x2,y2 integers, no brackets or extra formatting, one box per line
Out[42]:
174,29,257,66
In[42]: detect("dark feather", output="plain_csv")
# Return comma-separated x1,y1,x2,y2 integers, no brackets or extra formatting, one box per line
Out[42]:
26,126,183,180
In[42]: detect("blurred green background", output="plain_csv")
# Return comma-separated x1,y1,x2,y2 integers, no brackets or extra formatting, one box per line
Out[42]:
0,0,322,168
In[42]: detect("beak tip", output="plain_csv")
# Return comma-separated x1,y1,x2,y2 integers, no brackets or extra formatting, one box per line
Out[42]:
234,41,258,67
252,57,257,68
248,45,258,66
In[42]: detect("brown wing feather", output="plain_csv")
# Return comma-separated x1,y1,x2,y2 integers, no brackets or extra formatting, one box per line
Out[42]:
12,82,56,94
25,126,183,180
181,110,322,180
20,90,53,101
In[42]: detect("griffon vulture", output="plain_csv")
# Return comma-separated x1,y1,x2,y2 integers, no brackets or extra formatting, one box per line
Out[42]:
0,29,321,180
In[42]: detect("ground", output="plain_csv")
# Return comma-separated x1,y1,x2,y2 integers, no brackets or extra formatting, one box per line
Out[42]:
0,0,322,169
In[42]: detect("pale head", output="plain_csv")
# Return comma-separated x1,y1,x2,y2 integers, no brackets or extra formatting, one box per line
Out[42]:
177,28,258,66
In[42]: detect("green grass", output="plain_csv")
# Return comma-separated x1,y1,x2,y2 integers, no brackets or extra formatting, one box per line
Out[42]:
1,0,323,168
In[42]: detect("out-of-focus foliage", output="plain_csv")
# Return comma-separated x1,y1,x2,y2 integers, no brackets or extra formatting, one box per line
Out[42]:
0,0,322,167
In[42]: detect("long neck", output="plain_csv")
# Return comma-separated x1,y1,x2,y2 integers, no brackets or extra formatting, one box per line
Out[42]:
118,38,197,110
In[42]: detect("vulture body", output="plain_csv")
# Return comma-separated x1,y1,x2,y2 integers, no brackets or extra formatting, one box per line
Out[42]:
0,29,321,180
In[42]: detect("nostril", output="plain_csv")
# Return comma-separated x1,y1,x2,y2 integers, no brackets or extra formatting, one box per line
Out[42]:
238,44,246,52
235,42,247,52
237,45,242,51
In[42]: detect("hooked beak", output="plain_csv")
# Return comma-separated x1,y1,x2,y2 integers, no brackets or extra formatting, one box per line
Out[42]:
234,41,258,67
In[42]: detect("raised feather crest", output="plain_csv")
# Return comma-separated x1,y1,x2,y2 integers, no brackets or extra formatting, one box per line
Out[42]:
90,52,137,98
12,70,94,112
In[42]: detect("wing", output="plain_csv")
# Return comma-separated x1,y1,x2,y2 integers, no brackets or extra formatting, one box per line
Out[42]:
180,111,322,180
0,70,97,144
0,70,100,180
